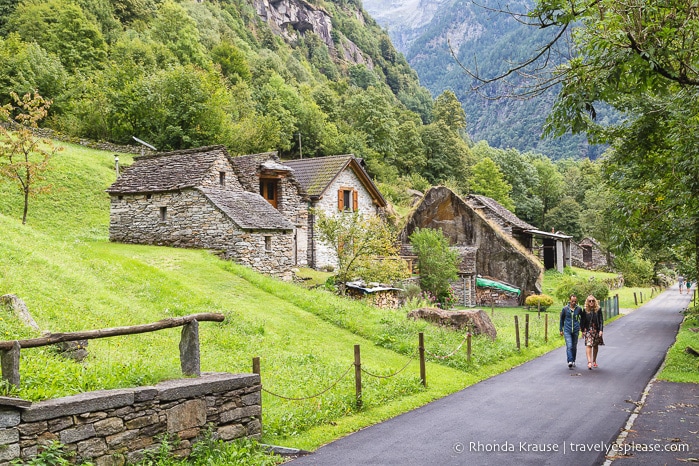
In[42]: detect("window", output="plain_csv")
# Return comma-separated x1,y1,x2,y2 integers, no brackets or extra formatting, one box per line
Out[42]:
260,179,278,208
337,188,358,212
264,236,272,252
159,206,167,221
219,171,226,187
146,194,152,200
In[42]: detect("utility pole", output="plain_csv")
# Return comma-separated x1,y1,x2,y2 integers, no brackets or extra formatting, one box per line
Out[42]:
297,132,303,159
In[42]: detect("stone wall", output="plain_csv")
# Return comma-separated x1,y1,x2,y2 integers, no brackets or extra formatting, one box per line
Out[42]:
229,152,309,267
276,176,309,267
12,124,151,156
109,189,294,280
0,373,260,465
310,169,381,270
451,274,477,307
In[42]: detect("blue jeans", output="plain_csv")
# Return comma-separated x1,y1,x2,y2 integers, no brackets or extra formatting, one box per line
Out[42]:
564,331,579,363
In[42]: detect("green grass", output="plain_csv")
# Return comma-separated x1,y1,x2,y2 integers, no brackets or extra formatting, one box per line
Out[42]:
0,140,689,456
658,300,699,383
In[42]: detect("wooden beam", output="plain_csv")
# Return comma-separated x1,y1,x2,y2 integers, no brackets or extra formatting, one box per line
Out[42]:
0,313,224,350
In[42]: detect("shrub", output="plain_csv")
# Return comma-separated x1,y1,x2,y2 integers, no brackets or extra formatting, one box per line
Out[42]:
524,294,554,310
409,228,459,307
554,276,609,304
614,249,654,286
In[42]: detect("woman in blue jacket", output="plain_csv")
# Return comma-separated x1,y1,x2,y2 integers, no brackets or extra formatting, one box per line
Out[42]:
559,295,583,369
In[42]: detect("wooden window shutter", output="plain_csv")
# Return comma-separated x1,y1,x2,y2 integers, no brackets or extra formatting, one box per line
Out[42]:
353,190,358,211
338,189,344,211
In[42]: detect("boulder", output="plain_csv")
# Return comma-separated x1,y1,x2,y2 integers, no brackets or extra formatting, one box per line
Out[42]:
408,307,497,339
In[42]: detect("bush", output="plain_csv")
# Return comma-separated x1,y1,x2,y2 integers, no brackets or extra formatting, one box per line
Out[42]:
409,228,459,307
554,276,609,304
615,249,654,286
524,294,554,310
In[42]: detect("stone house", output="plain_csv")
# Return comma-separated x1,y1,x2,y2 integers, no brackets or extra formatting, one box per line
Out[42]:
106,146,298,280
466,194,572,272
283,155,387,270
571,237,610,270
400,187,543,306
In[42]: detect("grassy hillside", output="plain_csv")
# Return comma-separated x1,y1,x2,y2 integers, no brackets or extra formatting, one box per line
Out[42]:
0,141,668,454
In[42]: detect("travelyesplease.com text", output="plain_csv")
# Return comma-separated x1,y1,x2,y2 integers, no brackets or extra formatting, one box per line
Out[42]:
454,441,690,455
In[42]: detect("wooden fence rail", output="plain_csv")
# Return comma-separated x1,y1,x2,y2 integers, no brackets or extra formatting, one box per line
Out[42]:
0,313,225,389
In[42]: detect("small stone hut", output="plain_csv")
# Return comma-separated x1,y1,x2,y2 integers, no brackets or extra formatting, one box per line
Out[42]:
571,237,610,270
106,146,296,280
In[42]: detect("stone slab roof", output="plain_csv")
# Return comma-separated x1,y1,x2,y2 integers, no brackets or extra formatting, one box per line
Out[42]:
283,155,386,206
466,194,535,231
107,146,229,194
283,155,353,197
199,188,294,231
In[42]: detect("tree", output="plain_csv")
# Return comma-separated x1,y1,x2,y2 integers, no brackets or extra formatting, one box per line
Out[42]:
313,210,408,291
119,65,235,149
432,90,466,132
471,141,543,225
212,41,251,84
470,0,699,281
420,121,471,191
5,0,107,72
409,228,459,306
544,197,583,240
391,120,426,176
469,157,515,211
0,92,60,224
0,33,68,104
529,154,564,229
151,0,208,68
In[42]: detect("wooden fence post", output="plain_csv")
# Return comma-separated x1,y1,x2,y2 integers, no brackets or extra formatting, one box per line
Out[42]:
525,314,529,348
640,292,643,303
514,316,520,351
467,332,472,362
179,320,200,377
544,314,548,342
354,344,362,409
419,333,426,387
0,341,20,388
634,292,638,306
252,356,260,375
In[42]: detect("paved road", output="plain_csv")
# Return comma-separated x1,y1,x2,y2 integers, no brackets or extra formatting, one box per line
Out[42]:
289,289,690,465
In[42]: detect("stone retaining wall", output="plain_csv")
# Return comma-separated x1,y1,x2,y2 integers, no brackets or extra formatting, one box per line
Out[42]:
0,372,261,465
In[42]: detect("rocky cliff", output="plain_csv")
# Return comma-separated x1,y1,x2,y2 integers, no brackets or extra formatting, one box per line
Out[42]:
252,0,373,67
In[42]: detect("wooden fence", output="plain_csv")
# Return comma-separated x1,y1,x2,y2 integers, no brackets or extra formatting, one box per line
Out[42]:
0,313,224,388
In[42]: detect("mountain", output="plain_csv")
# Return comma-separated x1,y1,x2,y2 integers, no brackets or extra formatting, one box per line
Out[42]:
363,0,606,159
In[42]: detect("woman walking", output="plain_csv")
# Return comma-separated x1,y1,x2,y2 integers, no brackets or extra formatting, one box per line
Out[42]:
581,295,604,369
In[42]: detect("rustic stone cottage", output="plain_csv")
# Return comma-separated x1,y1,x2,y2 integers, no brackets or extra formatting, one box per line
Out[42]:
283,155,387,270
106,146,297,280
466,194,572,272
400,187,543,306
571,236,610,270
